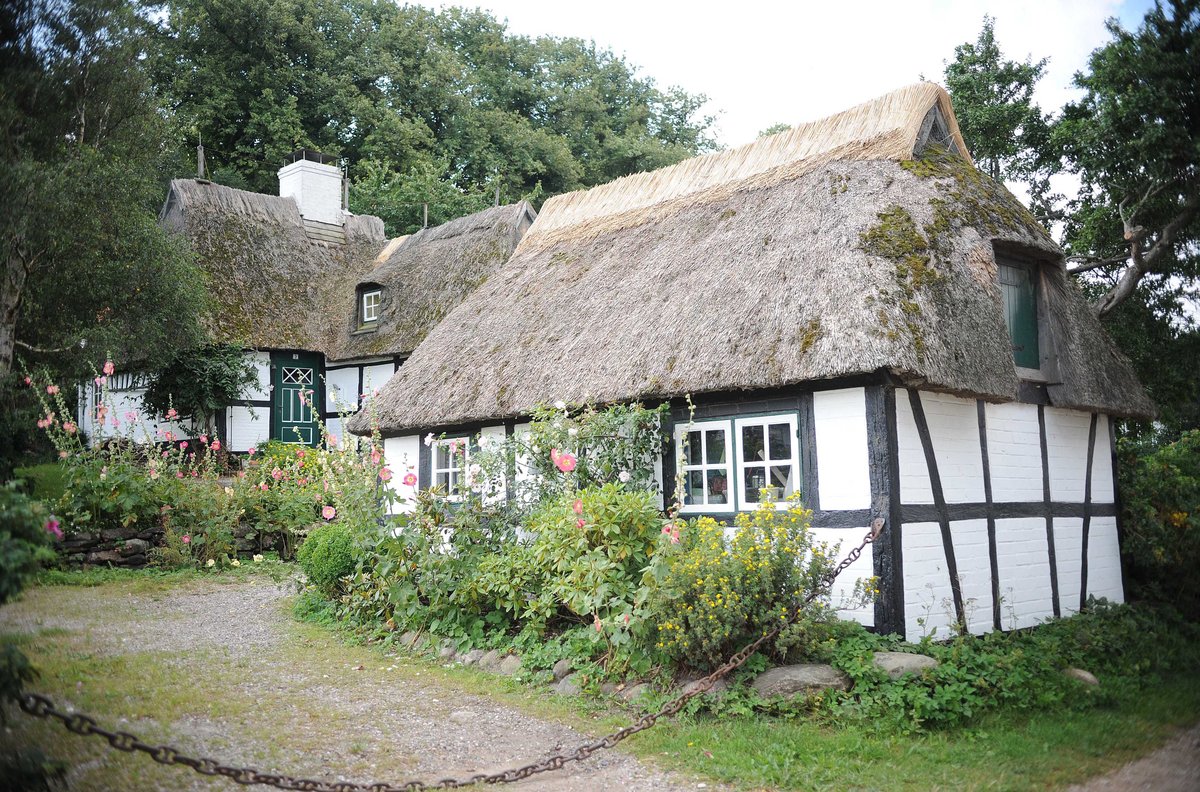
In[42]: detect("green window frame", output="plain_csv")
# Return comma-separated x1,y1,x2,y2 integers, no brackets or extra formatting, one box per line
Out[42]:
997,258,1041,369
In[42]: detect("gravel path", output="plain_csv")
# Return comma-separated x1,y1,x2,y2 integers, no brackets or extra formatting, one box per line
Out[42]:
0,577,711,792
1067,722,1200,792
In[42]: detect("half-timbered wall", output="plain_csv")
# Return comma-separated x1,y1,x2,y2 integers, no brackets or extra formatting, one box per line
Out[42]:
895,390,1121,639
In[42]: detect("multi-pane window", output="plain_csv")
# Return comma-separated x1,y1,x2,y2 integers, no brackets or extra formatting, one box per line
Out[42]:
361,289,382,324
676,414,802,513
676,421,734,512
735,416,799,508
997,259,1040,369
432,438,468,498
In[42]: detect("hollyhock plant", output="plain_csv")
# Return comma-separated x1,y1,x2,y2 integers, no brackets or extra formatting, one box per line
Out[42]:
403,472,417,486
102,360,115,376
379,467,393,482
322,505,336,520
44,518,62,541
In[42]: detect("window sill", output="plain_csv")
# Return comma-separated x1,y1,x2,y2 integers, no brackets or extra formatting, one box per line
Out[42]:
351,325,379,336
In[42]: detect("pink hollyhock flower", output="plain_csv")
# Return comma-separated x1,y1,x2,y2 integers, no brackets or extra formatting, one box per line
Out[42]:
94,376,106,387
593,615,603,633
271,467,283,481
551,449,577,473
44,518,62,540
321,505,336,520
164,431,174,442
125,411,137,421
161,450,169,458
572,499,583,515
576,518,586,529
247,447,256,456
102,360,115,376
181,535,191,544
166,408,178,420
296,449,305,458
211,440,221,451
149,469,159,480
46,384,59,395
378,467,393,482
402,472,417,486
298,477,308,486
200,434,208,444
58,451,69,459
370,449,382,465
259,482,268,491
191,470,198,477
237,471,245,478
623,613,631,626
328,434,338,447
63,421,77,434
180,441,188,450
22,376,31,386
176,471,184,479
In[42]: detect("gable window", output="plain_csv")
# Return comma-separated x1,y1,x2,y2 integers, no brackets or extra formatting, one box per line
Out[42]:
359,287,382,327
997,258,1040,370
735,415,799,507
675,413,801,513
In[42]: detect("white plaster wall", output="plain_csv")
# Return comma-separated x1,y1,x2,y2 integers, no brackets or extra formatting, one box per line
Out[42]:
812,388,870,510
1053,518,1084,617
811,527,874,627
994,517,1056,630
478,425,508,504
984,402,1044,503
1086,516,1124,604
1044,408,1094,503
896,392,984,505
227,406,268,452
1091,415,1115,503
362,363,396,397
325,367,360,414
383,434,420,514
324,417,343,445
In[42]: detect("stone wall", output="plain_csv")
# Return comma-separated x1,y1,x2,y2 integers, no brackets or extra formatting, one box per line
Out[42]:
59,525,160,567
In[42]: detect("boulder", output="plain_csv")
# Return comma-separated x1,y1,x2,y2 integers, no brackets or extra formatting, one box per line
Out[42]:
477,650,502,671
681,676,729,698
551,658,573,681
751,664,850,698
101,526,137,542
86,550,123,565
1064,667,1100,686
438,643,457,661
873,651,938,679
553,674,581,696
497,654,522,676
618,682,651,703
118,538,151,557
460,649,485,666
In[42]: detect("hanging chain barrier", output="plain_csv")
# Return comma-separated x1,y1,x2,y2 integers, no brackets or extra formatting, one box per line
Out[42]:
18,519,882,791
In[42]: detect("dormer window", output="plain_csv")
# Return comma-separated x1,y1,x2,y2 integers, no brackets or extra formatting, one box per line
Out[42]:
359,287,381,328
996,255,1040,370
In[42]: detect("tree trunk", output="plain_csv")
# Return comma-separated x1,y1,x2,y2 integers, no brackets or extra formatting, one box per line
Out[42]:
0,250,30,376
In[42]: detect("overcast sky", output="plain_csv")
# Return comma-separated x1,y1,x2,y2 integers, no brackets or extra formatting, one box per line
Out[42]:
442,0,1155,149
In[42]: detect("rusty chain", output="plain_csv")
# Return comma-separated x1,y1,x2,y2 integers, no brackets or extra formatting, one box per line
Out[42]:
18,519,882,791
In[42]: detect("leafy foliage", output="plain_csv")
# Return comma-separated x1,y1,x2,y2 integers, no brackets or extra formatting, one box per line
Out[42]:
1118,431,1200,616
0,481,56,606
141,344,259,434
297,521,357,598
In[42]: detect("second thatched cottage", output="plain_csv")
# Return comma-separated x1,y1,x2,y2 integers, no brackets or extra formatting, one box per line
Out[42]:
350,83,1153,640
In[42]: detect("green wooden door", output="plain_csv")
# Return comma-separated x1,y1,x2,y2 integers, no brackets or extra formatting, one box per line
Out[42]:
271,352,322,445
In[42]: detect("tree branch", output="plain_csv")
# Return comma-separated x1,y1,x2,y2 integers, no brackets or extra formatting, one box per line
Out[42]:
15,338,86,354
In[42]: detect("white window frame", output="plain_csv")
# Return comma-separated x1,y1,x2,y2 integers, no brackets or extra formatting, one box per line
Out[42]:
733,414,801,511
361,289,382,324
432,437,469,500
674,420,735,514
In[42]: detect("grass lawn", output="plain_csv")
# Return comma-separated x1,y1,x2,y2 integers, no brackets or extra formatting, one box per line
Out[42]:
13,462,66,502
4,569,1198,791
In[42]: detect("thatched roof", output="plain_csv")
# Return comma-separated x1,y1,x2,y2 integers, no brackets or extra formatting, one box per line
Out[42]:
161,181,533,361
352,83,1153,435
329,202,535,361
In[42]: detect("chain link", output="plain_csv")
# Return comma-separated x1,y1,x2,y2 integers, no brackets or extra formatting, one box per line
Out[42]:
18,519,881,791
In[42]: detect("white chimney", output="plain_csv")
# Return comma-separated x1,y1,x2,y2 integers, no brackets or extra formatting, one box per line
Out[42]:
278,150,344,226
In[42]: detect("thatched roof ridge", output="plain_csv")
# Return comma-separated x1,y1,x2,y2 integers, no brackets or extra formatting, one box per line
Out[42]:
330,201,535,361
526,82,969,247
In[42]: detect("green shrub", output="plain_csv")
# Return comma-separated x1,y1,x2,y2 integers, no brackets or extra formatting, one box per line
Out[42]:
640,496,875,671
0,481,57,605
1119,430,1200,616
297,522,357,598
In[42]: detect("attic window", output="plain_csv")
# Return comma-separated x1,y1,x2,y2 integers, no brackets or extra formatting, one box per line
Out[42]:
997,257,1041,370
359,288,382,327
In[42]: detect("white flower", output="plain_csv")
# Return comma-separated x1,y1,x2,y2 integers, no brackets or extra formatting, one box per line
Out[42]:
531,444,540,454
619,470,631,483
424,433,435,446
554,400,566,410
567,427,578,437
231,559,241,567
205,559,215,568
469,463,483,477
252,554,264,563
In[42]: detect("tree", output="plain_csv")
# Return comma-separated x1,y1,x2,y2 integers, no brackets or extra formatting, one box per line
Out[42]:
0,0,208,381
1058,0,1200,319
943,16,1056,217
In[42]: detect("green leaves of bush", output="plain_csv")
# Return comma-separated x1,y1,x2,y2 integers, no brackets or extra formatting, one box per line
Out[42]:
297,522,357,598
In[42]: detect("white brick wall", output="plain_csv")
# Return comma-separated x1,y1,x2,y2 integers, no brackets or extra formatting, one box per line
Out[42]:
325,367,360,413
1091,415,1115,503
1086,516,1124,604
1045,407,1093,503
813,388,870,510
811,527,874,627
902,521,957,639
242,352,270,400
994,517,1056,629
984,402,1044,503
1053,518,1084,617
362,363,396,397
896,392,985,504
